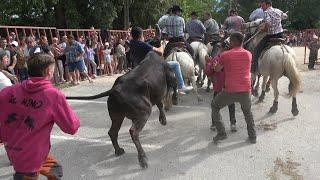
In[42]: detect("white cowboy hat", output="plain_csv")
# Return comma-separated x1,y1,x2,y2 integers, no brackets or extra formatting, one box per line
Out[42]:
11,41,18,47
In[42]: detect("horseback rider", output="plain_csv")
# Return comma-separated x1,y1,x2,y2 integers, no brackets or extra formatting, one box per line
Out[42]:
186,11,206,43
223,9,245,35
159,5,195,59
158,8,172,37
129,27,192,93
203,11,220,45
249,1,264,21
251,0,288,73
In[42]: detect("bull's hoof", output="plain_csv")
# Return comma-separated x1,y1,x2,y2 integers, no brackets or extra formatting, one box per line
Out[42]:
138,155,148,169
292,108,299,117
206,87,210,92
159,115,167,125
115,148,125,156
252,89,259,97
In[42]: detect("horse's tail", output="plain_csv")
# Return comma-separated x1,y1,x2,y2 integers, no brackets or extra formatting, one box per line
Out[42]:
66,90,112,100
199,48,208,69
283,52,301,97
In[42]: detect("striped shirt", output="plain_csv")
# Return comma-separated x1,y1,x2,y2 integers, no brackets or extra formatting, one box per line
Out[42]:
186,19,206,39
159,15,185,38
265,7,288,35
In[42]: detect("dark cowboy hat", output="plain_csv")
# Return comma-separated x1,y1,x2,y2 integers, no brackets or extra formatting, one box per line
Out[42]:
172,5,183,13
260,0,272,4
190,11,198,17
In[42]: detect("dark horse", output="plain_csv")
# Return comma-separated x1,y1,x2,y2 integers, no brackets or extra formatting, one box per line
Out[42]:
66,52,177,168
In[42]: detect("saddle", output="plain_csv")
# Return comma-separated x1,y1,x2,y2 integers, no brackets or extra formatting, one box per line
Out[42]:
189,37,204,43
268,38,286,46
170,42,186,49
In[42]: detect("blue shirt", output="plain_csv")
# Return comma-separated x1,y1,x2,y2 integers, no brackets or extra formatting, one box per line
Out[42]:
129,40,153,67
65,42,84,63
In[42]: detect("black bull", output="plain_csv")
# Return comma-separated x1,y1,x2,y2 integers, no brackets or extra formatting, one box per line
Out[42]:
66,52,178,168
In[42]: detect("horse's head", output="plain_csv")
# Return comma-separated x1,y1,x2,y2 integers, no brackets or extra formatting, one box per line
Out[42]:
243,19,267,51
243,19,265,35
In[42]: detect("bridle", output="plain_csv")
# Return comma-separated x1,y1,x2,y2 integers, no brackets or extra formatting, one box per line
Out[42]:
243,20,265,46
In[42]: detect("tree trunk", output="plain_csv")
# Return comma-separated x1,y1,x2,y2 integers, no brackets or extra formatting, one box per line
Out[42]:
54,1,67,28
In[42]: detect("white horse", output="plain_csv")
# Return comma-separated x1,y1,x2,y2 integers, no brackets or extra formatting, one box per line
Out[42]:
166,49,202,102
243,19,301,116
190,41,209,88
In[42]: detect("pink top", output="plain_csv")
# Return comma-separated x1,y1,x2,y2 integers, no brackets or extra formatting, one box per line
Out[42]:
219,47,252,93
205,55,225,92
0,77,80,173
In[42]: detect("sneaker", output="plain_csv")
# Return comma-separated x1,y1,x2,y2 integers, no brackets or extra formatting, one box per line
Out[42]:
93,74,97,79
213,133,227,144
230,124,237,132
179,86,193,92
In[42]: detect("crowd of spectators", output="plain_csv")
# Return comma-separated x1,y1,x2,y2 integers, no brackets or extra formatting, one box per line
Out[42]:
0,27,155,87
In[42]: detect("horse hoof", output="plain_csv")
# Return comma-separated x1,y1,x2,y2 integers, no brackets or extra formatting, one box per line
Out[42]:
252,90,259,97
292,109,299,116
258,96,264,102
139,155,148,169
159,115,167,125
265,87,271,92
269,107,278,114
115,148,125,156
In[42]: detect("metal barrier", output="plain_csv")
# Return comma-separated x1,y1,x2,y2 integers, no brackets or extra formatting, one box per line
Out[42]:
0,25,155,84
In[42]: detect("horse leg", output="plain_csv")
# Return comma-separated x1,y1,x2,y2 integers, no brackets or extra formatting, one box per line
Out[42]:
108,112,125,156
200,69,206,87
289,81,299,116
191,75,202,102
258,76,268,102
269,79,279,114
130,115,149,168
156,102,167,125
254,74,261,91
197,69,204,88
265,78,271,92
251,74,259,97
206,76,212,92
291,96,299,116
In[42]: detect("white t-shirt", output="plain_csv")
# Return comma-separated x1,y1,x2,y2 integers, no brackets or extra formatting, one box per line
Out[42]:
0,72,12,91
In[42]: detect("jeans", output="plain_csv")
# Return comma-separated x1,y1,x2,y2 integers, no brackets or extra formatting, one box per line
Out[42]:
167,61,185,89
213,92,236,126
308,51,318,69
211,91,256,138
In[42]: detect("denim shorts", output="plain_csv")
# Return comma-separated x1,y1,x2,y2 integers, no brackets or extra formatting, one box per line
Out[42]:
68,60,86,73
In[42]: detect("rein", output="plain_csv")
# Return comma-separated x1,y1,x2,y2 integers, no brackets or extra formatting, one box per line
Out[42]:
243,29,262,46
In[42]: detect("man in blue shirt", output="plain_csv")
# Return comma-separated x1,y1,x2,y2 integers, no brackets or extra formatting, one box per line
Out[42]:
129,27,192,93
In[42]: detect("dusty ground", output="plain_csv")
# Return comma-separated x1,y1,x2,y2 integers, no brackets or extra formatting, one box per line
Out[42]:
0,47,319,180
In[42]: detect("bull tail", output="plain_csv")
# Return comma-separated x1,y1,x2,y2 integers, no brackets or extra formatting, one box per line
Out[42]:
66,90,112,100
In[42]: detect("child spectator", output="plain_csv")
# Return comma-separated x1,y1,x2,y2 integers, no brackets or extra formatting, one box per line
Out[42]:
0,53,80,179
0,50,18,83
103,43,113,75
84,41,98,78
0,50,12,90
